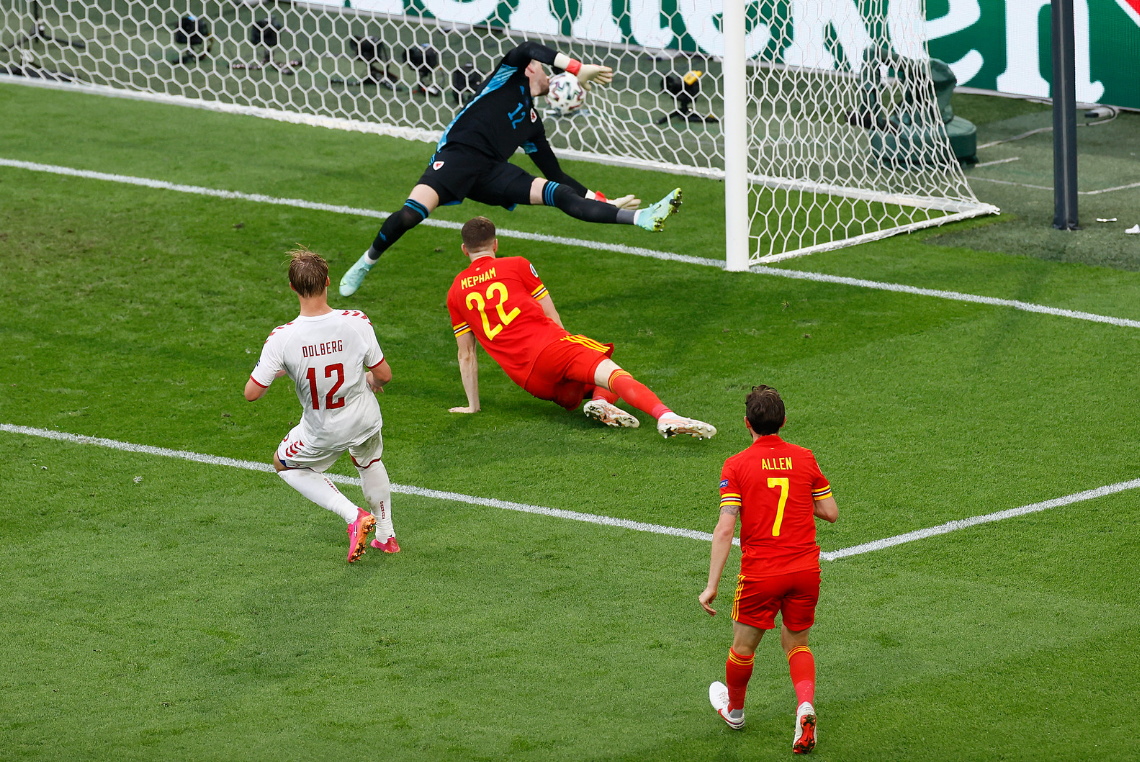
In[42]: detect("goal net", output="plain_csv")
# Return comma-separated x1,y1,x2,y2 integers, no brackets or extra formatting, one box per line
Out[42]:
0,0,997,266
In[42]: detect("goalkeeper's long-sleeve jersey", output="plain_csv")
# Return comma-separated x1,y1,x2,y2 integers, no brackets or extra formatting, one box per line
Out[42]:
437,42,555,162
436,42,587,195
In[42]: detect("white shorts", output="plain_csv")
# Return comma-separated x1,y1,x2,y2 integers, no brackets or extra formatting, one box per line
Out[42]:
276,426,384,473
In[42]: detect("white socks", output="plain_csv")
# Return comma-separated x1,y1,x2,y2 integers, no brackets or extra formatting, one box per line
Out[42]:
358,460,395,539
277,462,394,539
278,468,360,523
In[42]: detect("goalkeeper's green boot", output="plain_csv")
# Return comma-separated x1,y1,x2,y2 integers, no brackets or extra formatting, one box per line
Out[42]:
339,252,375,297
635,188,683,231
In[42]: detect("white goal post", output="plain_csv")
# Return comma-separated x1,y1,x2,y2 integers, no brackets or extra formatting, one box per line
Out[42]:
0,0,997,268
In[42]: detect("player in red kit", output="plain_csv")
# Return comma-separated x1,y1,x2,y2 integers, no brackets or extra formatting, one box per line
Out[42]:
699,385,838,753
446,216,715,439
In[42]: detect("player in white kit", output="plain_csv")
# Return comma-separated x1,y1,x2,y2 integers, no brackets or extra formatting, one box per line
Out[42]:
244,247,398,563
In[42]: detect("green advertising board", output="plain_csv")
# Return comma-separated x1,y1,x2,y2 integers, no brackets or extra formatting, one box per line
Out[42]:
924,0,1140,109
329,0,1140,108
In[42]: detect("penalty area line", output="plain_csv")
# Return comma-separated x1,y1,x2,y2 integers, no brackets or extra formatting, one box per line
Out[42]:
2,157,1137,329
0,423,715,544
821,477,1140,560
6,424,1139,560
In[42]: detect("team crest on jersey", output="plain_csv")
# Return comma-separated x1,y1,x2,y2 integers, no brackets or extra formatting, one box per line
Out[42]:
530,108,537,123
719,479,729,488
433,160,445,170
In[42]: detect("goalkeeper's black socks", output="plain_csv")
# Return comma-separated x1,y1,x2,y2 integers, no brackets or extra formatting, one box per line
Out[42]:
368,199,432,262
547,183,622,224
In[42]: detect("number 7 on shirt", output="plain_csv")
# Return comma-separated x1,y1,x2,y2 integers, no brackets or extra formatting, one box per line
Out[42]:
768,477,789,536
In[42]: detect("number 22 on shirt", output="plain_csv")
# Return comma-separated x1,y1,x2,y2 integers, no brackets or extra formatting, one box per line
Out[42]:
466,283,520,340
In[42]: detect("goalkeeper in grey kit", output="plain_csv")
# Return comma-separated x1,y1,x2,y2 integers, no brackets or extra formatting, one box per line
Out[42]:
339,41,683,296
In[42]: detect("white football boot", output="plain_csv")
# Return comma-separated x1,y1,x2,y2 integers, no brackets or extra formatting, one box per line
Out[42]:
656,413,716,439
792,701,816,754
583,399,640,428
708,681,745,730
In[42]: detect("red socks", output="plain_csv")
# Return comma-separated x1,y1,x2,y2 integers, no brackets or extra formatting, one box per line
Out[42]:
787,645,816,706
606,369,670,419
724,644,815,712
725,648,754,711
724,644,814,712
590,386,619,404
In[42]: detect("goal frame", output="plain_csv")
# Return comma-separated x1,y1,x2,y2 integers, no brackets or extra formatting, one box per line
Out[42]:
1,0,999,270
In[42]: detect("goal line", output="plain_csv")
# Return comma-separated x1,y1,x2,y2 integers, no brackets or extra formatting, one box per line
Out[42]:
3,155,1136,330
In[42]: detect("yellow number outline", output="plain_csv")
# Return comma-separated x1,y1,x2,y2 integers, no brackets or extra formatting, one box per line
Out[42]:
466,282,520,341
768,477,789,536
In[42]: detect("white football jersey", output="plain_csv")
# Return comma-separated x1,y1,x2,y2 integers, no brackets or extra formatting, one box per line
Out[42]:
250,309,385,449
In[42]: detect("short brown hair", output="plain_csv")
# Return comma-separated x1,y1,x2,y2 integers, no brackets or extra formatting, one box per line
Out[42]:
746,385,785,435
288,247,329,297
461,216,496,251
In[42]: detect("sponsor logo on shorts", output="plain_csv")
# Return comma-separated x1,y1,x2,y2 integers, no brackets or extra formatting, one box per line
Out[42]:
433,161,445,170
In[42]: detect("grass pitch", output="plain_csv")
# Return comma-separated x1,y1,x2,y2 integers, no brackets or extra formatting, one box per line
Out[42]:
1,82,1139,760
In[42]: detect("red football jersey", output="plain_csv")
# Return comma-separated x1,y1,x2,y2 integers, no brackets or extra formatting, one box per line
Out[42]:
447,256,568,385
719,434,832,577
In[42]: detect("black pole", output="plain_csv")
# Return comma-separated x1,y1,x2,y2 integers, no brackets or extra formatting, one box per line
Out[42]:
1051,0,1079,230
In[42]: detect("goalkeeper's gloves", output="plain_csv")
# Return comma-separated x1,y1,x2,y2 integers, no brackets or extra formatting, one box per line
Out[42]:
553,54,614,91
575,64,613,91
586,190,641,210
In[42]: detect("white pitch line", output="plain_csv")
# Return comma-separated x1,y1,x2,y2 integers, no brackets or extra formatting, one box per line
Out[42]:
970,175,1140,196
973,157,1020,168
0,158,721,269
3,158,1138,329
822,477,1140,560
0,423,716,544
1083,180,1140,196
748,265,1140,329
5,423,1137,560
969,176,1055,191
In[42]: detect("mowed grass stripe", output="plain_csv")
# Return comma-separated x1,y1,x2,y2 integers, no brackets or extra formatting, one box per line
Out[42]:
7,423,1135,560
3,156,1139,328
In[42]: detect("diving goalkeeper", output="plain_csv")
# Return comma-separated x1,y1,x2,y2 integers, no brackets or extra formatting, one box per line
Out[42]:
339,41,683,297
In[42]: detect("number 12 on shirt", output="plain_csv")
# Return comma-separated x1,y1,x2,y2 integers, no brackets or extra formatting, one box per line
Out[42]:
306,363,345,410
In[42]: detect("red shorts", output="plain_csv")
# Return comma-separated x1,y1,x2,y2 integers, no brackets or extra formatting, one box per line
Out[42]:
523,335,615,410
731,569,820,631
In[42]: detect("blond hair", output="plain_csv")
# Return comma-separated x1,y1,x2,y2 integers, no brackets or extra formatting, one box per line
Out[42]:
288,247,328,297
